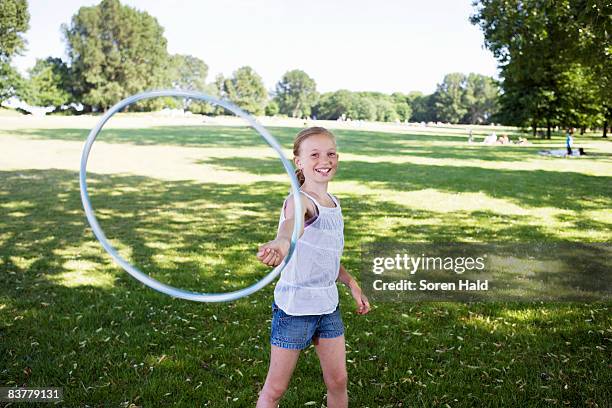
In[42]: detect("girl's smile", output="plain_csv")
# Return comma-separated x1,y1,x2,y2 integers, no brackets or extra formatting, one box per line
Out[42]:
296,133,339,183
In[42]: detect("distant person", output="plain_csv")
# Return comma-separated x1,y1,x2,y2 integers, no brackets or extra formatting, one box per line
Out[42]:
483,132,497,145
517,137,531,145
467,128,474,143
565,128,574,156
497,134,510,144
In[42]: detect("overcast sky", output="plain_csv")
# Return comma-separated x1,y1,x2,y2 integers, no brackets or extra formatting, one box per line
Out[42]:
13,0,499,95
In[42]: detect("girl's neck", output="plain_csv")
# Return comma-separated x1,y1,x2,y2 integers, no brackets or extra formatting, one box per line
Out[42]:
301,180,328,197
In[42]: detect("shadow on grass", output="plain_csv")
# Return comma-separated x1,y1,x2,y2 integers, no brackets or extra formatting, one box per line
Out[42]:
8,125,598,163
201,156,612,213
0,169,610,406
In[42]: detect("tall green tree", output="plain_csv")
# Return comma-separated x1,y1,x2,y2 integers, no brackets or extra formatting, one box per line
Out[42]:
168,54,208,91
496,64,556,136
274,69,318,118
221,66,267,115
0,0,29,60
0,62,24,103
62,0,169,111
0,0,29,104
463,73,499,124
434,73,467,124
472,0,565,136
407,91,436,122
313,90,354,120
348,96,377,121
391,92,413,122
568,0,612,137
374,99,399,122
556,64,603,132
166,54,209,112
472,0,610,136
24,57,71,108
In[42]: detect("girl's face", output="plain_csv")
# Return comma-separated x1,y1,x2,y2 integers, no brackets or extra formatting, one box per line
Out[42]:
295,133,338,183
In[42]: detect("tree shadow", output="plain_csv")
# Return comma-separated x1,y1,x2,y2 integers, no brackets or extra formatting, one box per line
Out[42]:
200,156,612,213
6,125,581,163
0,169,610,406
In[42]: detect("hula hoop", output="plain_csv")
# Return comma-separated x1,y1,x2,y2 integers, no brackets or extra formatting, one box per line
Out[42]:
79,89,303,302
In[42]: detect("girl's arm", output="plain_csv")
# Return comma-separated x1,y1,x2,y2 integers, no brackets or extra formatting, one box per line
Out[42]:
338,264,370,315
337,264,358,289
257,193,311,266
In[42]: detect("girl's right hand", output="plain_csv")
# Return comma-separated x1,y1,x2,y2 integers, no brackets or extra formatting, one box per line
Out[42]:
257,238,290,267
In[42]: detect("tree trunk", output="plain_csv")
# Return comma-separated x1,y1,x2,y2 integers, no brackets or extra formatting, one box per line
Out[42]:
532,122,537,137
603,119,608,138
580,127,585,135
546,119,551,139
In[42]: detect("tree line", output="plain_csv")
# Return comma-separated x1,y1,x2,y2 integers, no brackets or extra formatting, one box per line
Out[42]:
5,0,607,134
1,0,500,125
471,0,611,137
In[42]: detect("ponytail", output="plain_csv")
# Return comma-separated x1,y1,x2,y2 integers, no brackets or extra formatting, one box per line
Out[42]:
295,168,305,186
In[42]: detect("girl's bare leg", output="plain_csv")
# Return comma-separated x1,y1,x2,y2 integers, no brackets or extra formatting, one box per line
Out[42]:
314,336,348,408
256,345,301,408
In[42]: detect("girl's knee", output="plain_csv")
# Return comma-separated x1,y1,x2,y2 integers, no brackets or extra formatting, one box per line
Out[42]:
260,381,288,402
324,371,348,392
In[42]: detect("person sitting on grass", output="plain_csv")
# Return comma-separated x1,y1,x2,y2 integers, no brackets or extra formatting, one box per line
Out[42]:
496,134,511,144
517,137,531,145
483,132,497,144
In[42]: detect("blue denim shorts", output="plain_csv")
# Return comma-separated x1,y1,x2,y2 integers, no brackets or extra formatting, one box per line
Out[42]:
270,301,344,350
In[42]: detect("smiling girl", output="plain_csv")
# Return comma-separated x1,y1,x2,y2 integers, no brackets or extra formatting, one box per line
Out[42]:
255,127,370,408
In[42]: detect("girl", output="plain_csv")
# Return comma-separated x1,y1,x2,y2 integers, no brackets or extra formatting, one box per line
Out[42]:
255,127,370,408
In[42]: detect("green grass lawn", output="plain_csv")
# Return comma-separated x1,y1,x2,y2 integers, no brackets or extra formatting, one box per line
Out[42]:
1,120,611,407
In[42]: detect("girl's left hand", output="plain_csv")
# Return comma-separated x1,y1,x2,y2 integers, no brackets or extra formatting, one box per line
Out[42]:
350,285,370,315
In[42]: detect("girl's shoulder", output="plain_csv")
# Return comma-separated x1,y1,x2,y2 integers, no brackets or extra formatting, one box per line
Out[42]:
283,192,317,218
302,190,340,208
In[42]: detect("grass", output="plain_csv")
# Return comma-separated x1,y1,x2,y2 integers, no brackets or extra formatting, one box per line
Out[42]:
0,119,611,407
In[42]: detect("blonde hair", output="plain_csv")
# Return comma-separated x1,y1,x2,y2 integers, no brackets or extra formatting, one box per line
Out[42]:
293,127,336,186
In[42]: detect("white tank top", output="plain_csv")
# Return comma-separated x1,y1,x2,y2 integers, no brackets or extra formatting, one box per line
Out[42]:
273,191,344,315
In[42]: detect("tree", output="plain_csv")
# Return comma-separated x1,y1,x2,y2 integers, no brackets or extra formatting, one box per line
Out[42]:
407,92,436,122
168,54,208,91
434,73,467,123
274,69,318,118
391,92,413,122
568,0,612,137
555,64,603,132
472,0,566,135
471,0,610,136
313,90,354,120
62,0,169,111
0,61,25,103
0,0,29,60
374,99,399,122
24,57,71,108
0,0,29,104
462,73,499,124
166,54,209,112
220,66,267,115
348,96,377,121
265,100,279,116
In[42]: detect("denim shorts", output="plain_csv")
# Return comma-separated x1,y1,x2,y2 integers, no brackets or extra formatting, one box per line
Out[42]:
270,301,345,350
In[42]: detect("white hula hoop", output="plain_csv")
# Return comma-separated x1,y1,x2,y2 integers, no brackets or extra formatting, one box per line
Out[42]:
79,89,303,302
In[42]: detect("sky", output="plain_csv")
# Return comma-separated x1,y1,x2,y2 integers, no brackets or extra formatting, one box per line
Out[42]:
13,0,499,95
